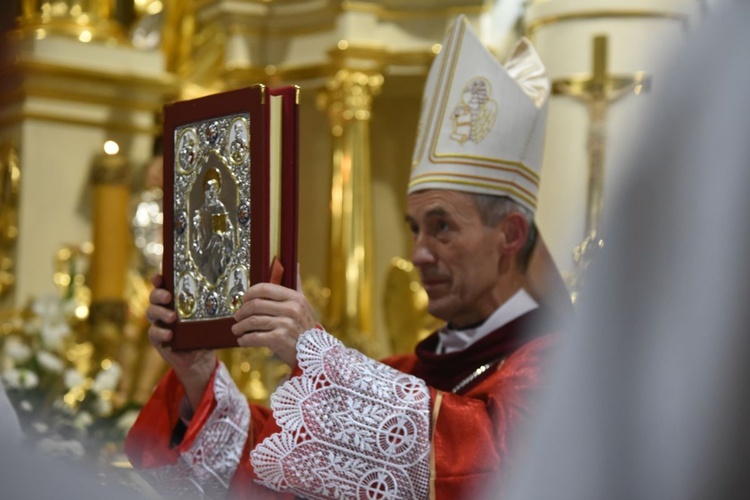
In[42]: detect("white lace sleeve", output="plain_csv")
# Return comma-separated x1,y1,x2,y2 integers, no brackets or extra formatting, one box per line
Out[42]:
251,327,432,499
140,363,249,499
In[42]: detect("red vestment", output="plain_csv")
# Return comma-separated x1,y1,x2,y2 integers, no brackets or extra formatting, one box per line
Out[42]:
125,308,557,499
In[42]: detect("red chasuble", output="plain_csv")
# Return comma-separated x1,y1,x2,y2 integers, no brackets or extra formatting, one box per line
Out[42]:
125,308,558,499
385,308,558,499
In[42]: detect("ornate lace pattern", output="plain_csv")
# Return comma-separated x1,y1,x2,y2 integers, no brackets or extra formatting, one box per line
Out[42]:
251,328,432,499
140,363,249,499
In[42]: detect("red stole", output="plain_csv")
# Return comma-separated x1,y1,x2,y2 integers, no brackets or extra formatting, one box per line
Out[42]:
407,307,555,393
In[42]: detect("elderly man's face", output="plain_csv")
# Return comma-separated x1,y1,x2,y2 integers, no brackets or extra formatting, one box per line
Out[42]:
406,189,506,328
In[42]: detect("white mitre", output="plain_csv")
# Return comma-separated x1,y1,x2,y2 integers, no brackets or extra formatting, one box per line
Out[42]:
409,15,550,214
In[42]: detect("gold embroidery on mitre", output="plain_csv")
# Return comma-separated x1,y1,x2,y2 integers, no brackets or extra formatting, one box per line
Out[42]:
412,95,428,170
449,77,498,145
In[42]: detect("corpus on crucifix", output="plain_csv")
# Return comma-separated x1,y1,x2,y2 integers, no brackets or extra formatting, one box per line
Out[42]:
553,35,649,300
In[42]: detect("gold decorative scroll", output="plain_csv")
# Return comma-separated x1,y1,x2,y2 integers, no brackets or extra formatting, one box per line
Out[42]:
317,69,383,353
161,0,197,75
220,347,290,407
384,258,444,355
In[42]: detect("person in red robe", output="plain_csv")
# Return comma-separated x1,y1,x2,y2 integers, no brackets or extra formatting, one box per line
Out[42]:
126,15,567,499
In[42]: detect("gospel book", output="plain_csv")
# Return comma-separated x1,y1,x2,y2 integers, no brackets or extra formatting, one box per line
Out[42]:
162,85,299,350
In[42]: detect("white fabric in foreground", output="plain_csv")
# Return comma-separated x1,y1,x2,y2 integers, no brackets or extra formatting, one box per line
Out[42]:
252,328,432,499
141,363,249,499
503,4,750,500
0,381,22,445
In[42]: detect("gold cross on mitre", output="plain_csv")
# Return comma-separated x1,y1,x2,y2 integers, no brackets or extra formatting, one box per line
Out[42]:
552,35,650,300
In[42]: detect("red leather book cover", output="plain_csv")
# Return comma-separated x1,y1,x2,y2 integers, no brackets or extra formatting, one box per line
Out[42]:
162,85,299,350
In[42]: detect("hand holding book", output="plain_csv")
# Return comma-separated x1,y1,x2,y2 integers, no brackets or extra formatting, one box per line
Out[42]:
161,85,299,350
231,275,317,367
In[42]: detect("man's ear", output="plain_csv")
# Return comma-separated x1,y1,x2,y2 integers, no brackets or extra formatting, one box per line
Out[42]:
499,212,529,256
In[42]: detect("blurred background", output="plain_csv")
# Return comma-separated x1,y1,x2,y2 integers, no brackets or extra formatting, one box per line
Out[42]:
0,0,725,475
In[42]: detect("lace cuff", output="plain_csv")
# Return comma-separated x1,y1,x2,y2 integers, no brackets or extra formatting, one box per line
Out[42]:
251,327,432,499
140,363,249,498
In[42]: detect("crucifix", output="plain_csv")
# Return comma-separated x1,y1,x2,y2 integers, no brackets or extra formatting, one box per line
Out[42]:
553,35,650,300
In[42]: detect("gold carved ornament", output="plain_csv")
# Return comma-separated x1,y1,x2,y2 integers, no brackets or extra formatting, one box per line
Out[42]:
0,142,20,299
19,0,125,43
384,258,443,355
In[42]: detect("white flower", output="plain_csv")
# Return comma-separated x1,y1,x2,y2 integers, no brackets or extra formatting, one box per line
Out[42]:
92,362,122,394
63,369,84,389
3,337,32,363
40,323,70,351
24,317,42,336
2,369,20,388
20,369,38,389
62,298,78,318
37,438,85,460
32,422,49,434
116,409,140,432
3,368,38,389
73,411,94,429
93,397,112,416
32,294,67,323
19,400,32,412
36,351,65,373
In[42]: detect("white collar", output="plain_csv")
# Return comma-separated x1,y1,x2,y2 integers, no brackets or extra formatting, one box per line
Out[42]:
436,288,539,354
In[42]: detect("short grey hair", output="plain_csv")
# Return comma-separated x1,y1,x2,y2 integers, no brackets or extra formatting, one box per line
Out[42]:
469,193,538,271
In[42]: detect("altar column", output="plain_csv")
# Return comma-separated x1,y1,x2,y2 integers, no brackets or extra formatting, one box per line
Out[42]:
89,144,130,361
318,68,383,354
525,0,703,287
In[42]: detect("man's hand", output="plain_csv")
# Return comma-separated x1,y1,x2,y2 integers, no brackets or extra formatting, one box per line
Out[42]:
147,274,216,410
232,283,316,367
